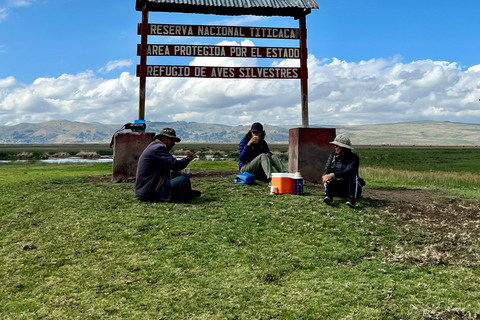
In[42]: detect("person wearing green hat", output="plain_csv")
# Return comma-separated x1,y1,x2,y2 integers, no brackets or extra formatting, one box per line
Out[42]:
135,128,201,202
322,134,365,208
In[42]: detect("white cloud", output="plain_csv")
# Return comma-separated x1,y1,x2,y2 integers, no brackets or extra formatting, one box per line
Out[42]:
4,0,36,7
0,76,19,88
98,60,134,74
306,56,480,125
1,54,480,127
0,8,7,21
211,15,267,26
0,0,35,21
0,71,137,125
468,65,480,72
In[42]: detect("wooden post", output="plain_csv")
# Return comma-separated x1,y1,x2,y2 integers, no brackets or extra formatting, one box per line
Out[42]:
299,11,309,128
138,4,149,121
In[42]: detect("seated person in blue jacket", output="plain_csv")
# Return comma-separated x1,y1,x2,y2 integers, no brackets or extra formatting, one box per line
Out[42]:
238,122,287,181
135,128,201,202
322,134,363,208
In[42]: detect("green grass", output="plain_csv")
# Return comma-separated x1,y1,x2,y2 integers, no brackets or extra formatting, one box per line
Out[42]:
1,151,480,319
357,148,480,173
189,160,238,170
0,162,112,184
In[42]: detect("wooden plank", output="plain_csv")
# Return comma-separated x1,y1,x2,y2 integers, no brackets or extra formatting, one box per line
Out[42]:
136,65,300,79
136,44,300,58
137,23,300,39
138,4,148,121
299,12,309,128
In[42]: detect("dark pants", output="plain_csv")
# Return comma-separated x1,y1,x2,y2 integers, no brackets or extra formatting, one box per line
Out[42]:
170,174,192,203
325,173,362,203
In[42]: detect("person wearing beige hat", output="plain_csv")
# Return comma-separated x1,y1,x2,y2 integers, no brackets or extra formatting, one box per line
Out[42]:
322,134,365,208
135,128,201,202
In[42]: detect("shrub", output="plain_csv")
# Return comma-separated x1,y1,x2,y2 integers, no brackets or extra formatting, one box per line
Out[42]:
17,152,33,160
75,151,99,159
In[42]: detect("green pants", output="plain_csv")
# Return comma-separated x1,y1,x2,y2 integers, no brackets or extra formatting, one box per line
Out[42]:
240,153,287,180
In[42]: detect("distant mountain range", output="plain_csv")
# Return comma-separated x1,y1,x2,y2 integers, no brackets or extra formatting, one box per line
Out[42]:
0,120,479,145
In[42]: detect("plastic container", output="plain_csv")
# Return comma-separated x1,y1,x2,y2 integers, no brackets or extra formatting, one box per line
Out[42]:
271,173,294,194
293,172,303,195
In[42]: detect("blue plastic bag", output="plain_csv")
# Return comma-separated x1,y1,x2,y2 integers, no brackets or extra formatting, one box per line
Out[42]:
234,172,255,184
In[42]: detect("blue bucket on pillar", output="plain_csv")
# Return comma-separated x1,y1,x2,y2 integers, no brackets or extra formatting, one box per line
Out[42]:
293,172,303,195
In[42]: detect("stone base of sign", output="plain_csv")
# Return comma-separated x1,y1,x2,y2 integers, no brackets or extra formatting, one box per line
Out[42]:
288,128,336,184
112,132,155,182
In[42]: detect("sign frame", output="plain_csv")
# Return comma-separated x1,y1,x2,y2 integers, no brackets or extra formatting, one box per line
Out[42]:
137,8,311,127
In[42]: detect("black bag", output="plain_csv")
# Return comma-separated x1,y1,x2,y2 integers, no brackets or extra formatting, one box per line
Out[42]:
358,177,366,187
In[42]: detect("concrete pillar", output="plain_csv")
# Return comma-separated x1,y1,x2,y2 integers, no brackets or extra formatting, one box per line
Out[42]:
112,132,155,182
288,128,336,184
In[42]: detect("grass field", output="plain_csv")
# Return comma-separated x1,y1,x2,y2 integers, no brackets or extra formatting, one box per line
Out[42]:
1,148,480,319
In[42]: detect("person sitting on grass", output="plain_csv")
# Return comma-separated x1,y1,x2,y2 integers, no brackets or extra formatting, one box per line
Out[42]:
238,122,287,182
322,134,364,208
135,128,201,203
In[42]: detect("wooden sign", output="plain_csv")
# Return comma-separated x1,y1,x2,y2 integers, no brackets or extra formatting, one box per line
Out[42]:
137,44,300,59
137,65,300,79
137,24,300,39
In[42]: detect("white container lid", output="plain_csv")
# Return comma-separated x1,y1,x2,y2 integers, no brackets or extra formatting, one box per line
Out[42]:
272,173,294,178
293,172,302,179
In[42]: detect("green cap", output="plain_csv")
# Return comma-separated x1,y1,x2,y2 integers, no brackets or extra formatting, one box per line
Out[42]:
156,128,181,142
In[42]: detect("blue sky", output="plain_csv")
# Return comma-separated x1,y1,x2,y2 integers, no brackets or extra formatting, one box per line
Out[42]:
1,0,480,126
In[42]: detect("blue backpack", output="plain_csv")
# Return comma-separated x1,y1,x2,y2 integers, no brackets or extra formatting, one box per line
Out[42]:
234,172,255,184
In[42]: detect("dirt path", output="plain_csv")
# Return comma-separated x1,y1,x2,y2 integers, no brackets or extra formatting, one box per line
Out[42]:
364,187,480,237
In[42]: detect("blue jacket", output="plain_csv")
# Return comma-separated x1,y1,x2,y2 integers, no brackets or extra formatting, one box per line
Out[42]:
238,137,270,170
135,141,190,201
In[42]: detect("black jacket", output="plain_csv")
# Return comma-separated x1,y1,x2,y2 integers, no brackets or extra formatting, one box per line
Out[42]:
323,149,360,179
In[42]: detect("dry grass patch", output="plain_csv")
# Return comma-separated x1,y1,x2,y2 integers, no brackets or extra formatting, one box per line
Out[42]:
17,152,33,160
49,151,71,158
421,308,480,320
75,151,99,158
361,166,480,188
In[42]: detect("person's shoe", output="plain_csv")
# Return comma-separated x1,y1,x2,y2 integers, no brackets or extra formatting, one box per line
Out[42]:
346,199,355,208
323,196,333,204
189,190,202,199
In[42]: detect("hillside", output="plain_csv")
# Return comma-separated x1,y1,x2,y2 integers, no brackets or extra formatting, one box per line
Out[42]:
0,120,479,145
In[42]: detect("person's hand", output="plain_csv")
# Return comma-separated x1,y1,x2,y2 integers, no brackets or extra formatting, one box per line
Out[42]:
322,174,333,185
247,136,259,146
186,154,198,161
266,152,272,159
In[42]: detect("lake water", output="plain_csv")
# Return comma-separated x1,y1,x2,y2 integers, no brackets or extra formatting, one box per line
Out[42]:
42,156,114,163
0,155,232,164
0,156,114,164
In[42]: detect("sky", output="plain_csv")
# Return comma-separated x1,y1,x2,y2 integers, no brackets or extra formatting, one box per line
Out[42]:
1,0,480,127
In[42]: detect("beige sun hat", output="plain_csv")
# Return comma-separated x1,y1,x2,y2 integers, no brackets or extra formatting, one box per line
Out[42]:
330,134,354,149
